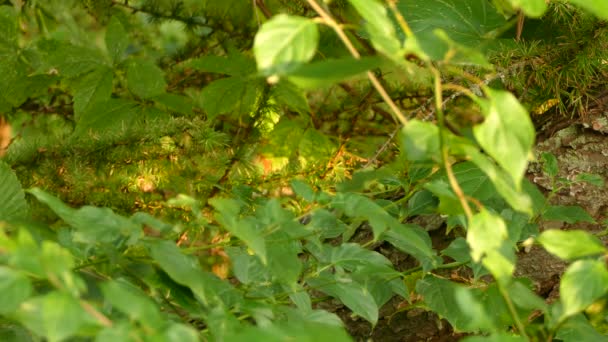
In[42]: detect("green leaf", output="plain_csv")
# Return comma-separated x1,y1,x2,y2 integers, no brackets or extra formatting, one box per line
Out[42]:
348,0,402,58
71,66,114,120
164,324,199,342
153,93,194,116
560,260,608,319
307,272,379,325
299,128,337,163
400,119,440,161
0,161,29,222
266,232,302,284
0,266,32,314
40,241,83,296
556,314,608,342
101,279,164,328
542,205,595,224
398,0,509,47
290,179,315,201
147,240,240,307
14,291,86,342
334,193,395,239
287,57,382,89
382,223,442,272
73,98,139,137
105,16,129,64
188,54,255,76
210,198,267,264
271,80,310,115
352,264,408,306
538,230,606,261
467,210,515,283
541,152,558,177
308,209,348,240
462,334,528,342
0,6,17,53
36,39,104,77
567,0,608,20
453,133,533,215
574,173,604,187
27,188,141,245
416,276,491,332
200,76,262,119
507,0,547,17
127,58,166,99
254,14,319,75
308,243,392,270
473,89,534,188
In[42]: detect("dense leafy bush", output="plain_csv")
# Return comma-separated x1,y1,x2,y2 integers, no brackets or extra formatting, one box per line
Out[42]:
1,0,607,340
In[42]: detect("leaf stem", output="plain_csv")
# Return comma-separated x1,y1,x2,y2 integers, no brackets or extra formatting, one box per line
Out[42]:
305,0,408,126
431,67,473,220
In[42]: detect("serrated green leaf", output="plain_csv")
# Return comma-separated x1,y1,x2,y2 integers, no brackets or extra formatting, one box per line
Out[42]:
560,260,608,319
200,76,262,119
567,0,608,20
473,89,534,188
272,80,310,115
348,0,402,58
27,188,141,245
0,161,29,222
127,58,166,99
188,54,255,76
308,243,392,270
147,240,240,307
153,93,194,116
225,320,351,342
574,173,604,187
382,223,441,272
267,234,302,284
334,193,394,240
307,272,378,325
556,314,608,342
210,198,267,264
105,16,129,64
398,0,508,47
453,136,533,215
462,333,528,342
71,66,113,120
0,266,32,314
400,119,440,161
541,152,558,177
542,205,595,224
164,324,199,342
254,14,319,75
74,98,139,137
287,57,382,89
290,179,315,201
101,279,164,328
14,291,86,342
224,246,267,285
352,264,408,306
416,276,490,332
538,229,606,261
36,39,104,77
308,209,347,240
40,241,83,296
467,210,515,283
0,6,17,53
299,128,337,163
0,55,29,111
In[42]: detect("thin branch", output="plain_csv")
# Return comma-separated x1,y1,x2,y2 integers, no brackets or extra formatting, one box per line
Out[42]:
305,0,408,126
432,67,473,220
